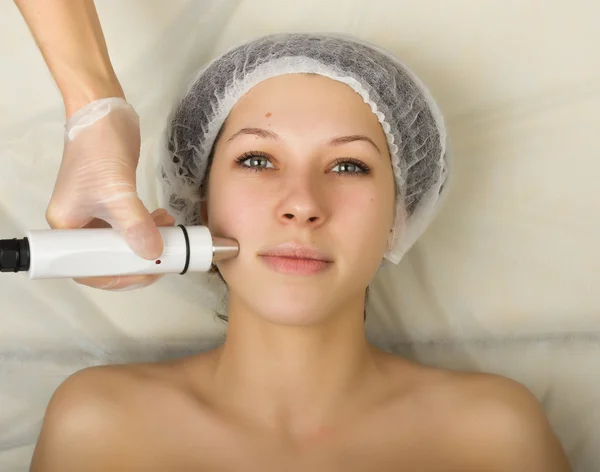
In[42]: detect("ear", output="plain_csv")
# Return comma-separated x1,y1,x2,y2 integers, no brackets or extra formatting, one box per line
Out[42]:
200,200,209,225
386,204,406,251
386,226,395,252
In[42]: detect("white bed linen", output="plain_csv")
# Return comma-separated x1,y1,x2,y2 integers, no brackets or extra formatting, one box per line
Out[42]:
1,1,599,470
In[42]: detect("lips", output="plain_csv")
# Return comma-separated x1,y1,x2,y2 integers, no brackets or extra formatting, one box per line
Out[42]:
257,243,333,275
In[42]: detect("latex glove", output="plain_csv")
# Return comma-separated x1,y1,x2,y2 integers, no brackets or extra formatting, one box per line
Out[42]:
46,97,173,290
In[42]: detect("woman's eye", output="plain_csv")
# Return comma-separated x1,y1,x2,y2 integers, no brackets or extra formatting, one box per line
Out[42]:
238,155,274,170
331,161,369,174
235,154,369,175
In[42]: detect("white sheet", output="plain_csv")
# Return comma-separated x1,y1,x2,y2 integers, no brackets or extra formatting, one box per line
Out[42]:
1,1,599,470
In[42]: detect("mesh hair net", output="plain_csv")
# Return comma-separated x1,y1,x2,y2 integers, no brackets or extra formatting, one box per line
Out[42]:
160,33,450,264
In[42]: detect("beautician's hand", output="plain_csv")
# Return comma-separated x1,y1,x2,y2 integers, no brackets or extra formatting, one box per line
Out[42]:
73,209,175,292
14,0,171,290
45,98,174,290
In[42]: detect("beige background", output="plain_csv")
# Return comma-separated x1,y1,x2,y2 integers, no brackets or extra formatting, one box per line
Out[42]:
1,1,599,469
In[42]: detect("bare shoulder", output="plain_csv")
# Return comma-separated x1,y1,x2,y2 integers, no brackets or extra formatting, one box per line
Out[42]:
29,359,202,472
414,367,573,471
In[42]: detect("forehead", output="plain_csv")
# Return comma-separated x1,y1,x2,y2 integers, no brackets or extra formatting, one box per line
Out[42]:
223,74,386,139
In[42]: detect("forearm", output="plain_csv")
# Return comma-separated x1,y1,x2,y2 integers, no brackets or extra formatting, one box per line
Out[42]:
13,0,124,117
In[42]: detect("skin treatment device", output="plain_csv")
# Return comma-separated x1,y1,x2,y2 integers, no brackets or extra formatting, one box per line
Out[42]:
0,225,238,279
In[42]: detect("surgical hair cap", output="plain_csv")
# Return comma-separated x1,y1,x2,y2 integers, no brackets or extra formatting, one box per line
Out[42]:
160,32,450,264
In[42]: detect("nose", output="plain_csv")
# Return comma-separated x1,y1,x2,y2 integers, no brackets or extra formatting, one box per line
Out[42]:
277,175,326,227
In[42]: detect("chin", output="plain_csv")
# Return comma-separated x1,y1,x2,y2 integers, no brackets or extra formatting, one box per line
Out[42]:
223,257,369,325
255,281,371,327
256,301,332,327
237,285,340,327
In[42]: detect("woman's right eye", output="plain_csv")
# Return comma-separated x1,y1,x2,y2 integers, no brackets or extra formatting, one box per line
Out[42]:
235,153,274,171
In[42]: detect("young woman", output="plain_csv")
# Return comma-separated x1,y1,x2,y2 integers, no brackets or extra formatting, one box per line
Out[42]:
30,33,572,471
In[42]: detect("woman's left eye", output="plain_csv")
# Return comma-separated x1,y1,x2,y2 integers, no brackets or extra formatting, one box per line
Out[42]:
331,159,370,175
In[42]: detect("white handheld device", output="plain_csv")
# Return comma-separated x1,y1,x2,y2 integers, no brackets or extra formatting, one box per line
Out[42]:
0,225,238,279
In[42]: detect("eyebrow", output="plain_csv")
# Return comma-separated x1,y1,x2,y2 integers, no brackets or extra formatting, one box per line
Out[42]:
226,127,381,154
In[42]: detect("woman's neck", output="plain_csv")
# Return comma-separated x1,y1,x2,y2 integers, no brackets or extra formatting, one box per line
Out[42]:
205,294,388,437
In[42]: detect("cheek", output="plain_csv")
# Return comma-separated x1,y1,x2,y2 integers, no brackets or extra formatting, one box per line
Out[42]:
332,185,394,260
206,178,271,238
337,177,394,227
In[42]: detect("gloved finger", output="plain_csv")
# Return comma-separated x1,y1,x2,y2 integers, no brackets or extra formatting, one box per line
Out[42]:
73,209,176,291
81,209,173,230
74,273,164,291
108,195,165,261
152,210,175,226
45,202,91,230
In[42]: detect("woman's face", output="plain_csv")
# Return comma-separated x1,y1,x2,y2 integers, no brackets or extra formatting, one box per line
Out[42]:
203,74,397,325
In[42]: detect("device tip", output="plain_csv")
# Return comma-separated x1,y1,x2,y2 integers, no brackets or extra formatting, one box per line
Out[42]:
212,237,239,261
